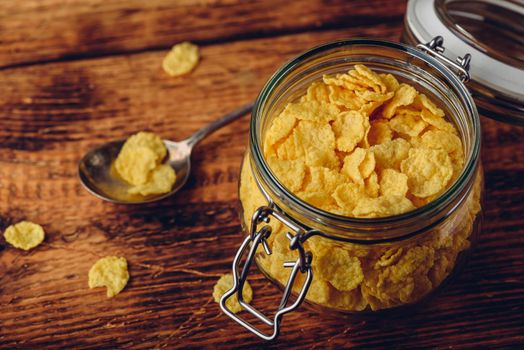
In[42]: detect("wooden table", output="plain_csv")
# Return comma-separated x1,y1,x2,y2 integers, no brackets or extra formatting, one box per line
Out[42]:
1,1,523,348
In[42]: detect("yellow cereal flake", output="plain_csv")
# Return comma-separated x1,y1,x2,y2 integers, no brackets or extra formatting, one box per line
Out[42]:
304,167,346,194
324,72,370,92
382,84,418,119
284,100,340,123
297,191,335,211
355,89,394,104
123,131,167,160
367,119,393,145
264,110,297,153
306,279,331,304
375,247,404,268
276,130,304,160
115,132,167,185
401,148,453,198
416,129,464,178
332,183,364,213
364,172,380,198
414,94,445,117
267,156,306,192
3,221,45,250
395,107,421,116
359,99,386,116
352,195,415,218
313,246,364,292
362,246,435,308
341,148,375,185
213,273,253,314
420,109,457,134
332,111,369,152
330,287,368,311
162,42,199,77
328,85,364,110
371,138,411,171
389,113,427,137
115,131,176,195
379,169,408,197
418,130,462,156
115,144,159,185
303,81,331,103
295,121,338,168
88,256,129,298
128,164,176,196
379,73,400,92
350,64,387,93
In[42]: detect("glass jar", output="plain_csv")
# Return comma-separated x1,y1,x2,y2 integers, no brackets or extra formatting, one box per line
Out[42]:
220,39,483,340
402,0,524,124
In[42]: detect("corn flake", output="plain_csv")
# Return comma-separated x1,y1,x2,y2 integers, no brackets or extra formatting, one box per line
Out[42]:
365,172,380,198
379,169,408,197
332,183,364,213
328,85,364,110
115,132,167,185
88,256,129,298
371,138,411,171
306,279,332,304
350,64,387,93
332,111,369,152
414,94,445,117
295,121,338,168
162,42,199,77
379,73,400,92
284,100,340,123
128,164,176,196
352,195,415,218
213,273,253,314
267,156,306,192
400,148,453,198
389,113,427,137
3,221,45,251
313,245,364,292
342,148,375,185
264,110,297,154
303,81,331,103
382,84,418,119
367,119,393,146
305,167,347,194
420,109,457,134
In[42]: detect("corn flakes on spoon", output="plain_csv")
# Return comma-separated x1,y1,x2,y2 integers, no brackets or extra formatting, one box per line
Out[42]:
78,103,253,204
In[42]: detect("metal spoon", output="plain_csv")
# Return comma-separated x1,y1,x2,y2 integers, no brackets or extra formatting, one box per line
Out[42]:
78,103,253,204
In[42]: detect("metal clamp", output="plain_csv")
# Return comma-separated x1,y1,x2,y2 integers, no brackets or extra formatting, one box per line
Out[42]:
220,206,313,341
417,36,471,83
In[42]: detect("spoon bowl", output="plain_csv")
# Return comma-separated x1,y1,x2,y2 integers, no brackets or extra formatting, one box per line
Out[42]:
78,139,191,204
78,103,253,204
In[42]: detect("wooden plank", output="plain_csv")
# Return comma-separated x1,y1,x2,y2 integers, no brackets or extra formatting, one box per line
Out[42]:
0,0,406,69
1,22,523,350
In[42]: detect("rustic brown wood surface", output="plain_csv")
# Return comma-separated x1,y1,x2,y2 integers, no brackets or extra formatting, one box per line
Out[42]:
0,0,523,349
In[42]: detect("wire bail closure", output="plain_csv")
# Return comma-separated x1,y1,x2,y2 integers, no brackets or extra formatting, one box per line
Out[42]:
417,36,471,82
220,205,313,341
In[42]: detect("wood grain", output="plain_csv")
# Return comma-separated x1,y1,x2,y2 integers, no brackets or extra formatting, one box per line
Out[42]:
1,1,523,349
0,0,406,69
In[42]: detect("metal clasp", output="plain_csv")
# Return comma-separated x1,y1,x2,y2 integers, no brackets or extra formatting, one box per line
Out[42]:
417,36,471,82
220,206,313,341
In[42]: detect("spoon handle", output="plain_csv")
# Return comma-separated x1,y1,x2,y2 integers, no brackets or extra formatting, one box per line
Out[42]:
185,102,254,148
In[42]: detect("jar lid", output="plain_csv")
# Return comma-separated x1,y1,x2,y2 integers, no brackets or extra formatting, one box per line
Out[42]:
404,0,524,124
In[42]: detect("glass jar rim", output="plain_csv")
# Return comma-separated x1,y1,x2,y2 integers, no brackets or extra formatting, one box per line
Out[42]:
249,38,481,233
